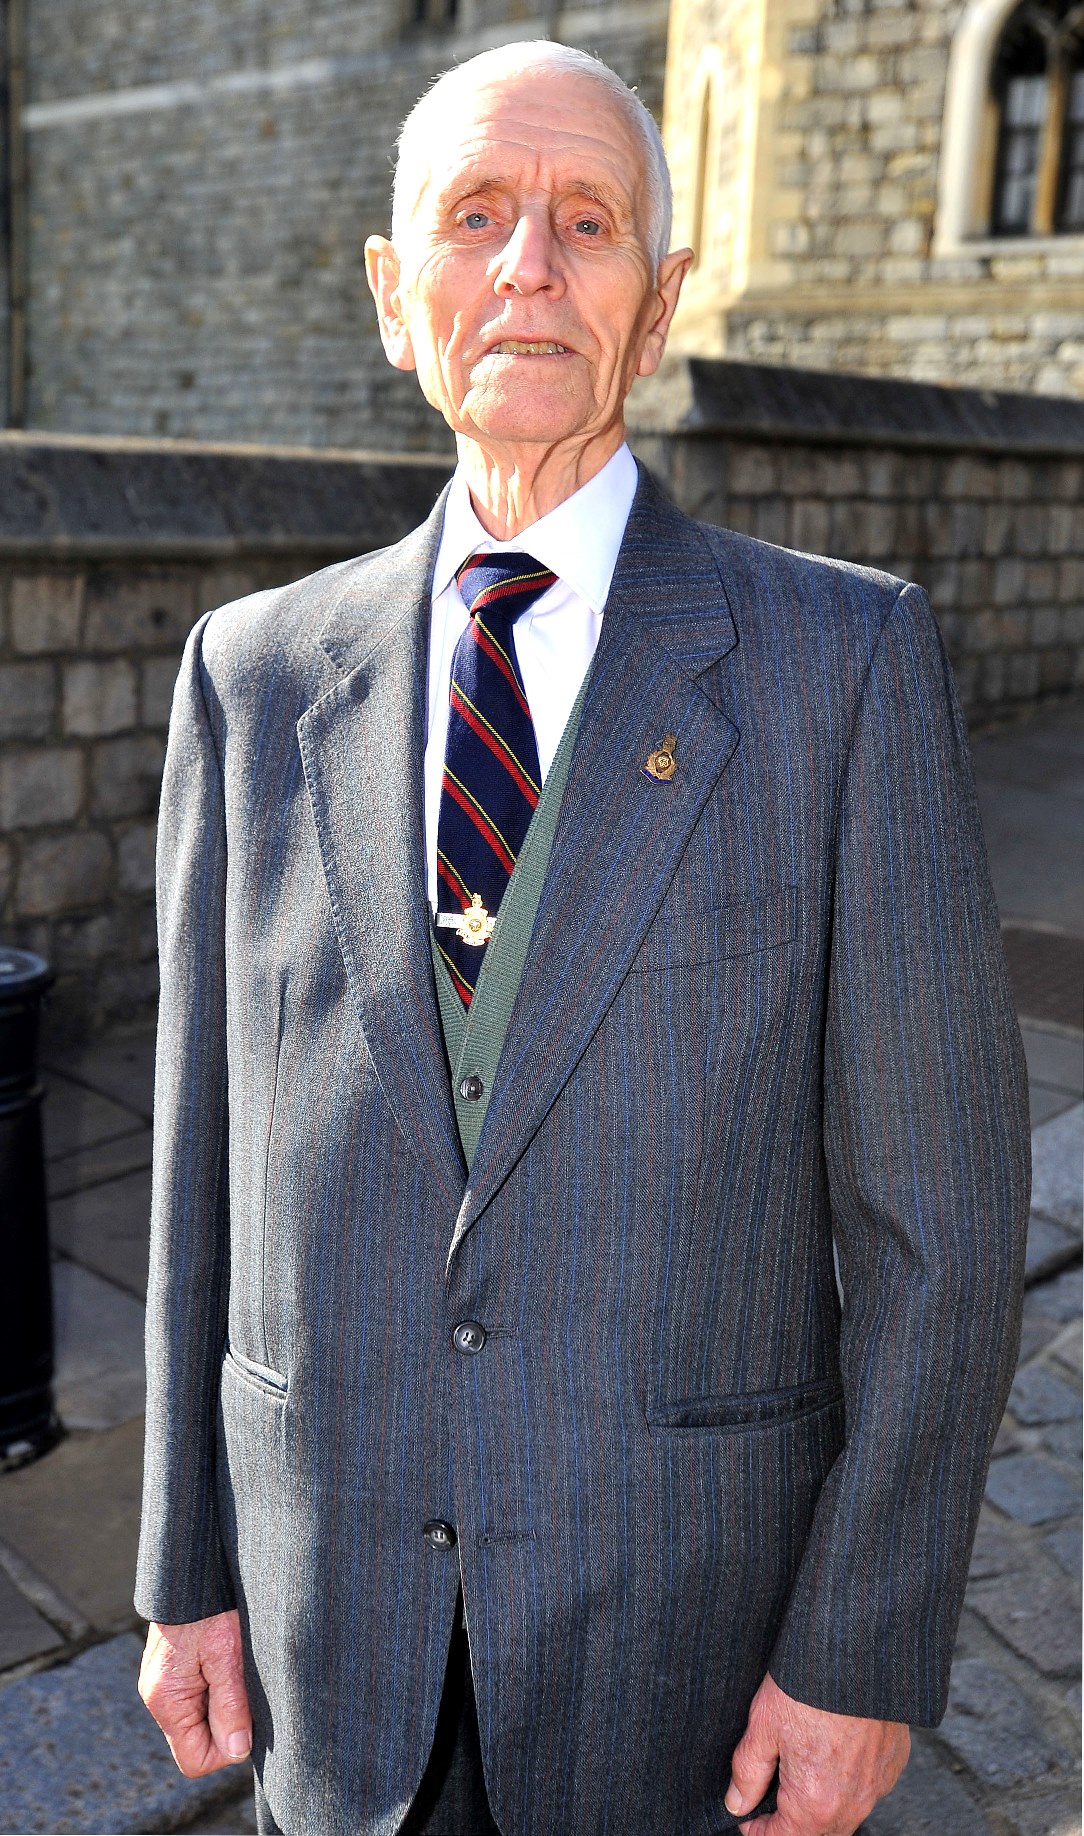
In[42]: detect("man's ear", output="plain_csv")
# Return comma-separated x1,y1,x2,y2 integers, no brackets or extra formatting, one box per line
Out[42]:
636,246,694,378
364,237,417,373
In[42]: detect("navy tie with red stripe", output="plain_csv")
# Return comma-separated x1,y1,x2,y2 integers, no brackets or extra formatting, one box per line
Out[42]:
435,550,556,1005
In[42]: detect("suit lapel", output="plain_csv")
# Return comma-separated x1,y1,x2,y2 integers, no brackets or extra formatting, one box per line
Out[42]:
297,489,467,1212
451,473,740,1254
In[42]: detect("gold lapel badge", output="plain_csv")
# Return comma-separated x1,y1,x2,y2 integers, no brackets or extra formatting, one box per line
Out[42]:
644,735,678,782
435,892,495,947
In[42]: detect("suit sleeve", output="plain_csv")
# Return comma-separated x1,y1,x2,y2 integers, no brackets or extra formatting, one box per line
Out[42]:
135,612,235,1624
769,582,1031,1726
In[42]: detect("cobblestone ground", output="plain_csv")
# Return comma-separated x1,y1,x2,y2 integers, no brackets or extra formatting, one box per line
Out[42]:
0,702,1080,1836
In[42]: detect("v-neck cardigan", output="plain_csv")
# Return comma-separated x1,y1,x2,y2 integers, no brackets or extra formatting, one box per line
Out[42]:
431,669,592,1169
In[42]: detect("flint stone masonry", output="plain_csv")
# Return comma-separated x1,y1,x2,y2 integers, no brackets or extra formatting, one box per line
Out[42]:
2,375,1082,1041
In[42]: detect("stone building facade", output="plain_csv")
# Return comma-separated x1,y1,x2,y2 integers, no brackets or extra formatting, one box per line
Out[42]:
1,0,667,449
2,1,1082,445
663,0,1084,396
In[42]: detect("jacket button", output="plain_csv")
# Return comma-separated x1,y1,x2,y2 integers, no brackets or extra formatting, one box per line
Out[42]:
423,1519,457,1550
459,1073,484,1102
453,1321,487,1355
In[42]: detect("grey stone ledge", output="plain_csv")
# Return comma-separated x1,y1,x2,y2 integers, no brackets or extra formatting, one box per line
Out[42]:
0,1632,244,1833
0,431,453,557
628,356,1084,457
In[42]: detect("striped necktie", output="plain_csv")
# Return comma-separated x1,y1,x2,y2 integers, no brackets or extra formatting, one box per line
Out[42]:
435,550,557,1005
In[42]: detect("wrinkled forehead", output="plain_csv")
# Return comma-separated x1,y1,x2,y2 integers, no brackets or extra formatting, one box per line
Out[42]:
400,69,649,232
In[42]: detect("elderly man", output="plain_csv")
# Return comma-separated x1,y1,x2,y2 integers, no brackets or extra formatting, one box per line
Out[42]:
136,40,1030,1836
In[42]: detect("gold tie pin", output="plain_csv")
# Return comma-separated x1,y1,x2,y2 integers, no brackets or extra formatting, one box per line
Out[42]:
644,735,677,782
434,892,495,947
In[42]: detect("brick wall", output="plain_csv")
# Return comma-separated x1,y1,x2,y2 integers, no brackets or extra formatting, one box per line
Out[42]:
2,375,1082,1042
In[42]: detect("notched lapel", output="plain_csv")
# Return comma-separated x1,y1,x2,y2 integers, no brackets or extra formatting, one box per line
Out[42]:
452,476,741,1252
297,492,467,1212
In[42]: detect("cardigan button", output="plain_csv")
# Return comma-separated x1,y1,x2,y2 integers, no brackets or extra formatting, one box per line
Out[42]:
459,1073,484,1102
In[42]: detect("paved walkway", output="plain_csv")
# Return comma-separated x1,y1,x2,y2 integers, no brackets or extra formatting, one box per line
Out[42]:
0,702,1080,1835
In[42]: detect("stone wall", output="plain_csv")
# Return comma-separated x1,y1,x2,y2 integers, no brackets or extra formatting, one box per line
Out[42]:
14,0,667,449
0,432,452,1039
630,357,1084,713
664,0,1084,396
2,371,1082,1041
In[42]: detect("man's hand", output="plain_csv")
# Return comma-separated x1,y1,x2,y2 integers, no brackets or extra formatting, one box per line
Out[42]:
139,1610,253,1778
725,1672,910,1836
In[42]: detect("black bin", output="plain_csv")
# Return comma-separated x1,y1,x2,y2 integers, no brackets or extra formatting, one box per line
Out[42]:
0,947,60,1466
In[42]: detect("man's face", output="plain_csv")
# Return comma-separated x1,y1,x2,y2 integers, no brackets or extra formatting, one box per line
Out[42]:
366,69,689,450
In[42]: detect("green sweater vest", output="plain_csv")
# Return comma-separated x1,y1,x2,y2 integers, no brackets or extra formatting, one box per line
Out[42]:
430,672,590,1169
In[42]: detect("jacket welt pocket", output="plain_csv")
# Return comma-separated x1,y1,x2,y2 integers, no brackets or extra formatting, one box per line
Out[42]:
222,1344,289,1401
649,1376,843,1434
641,885,800,969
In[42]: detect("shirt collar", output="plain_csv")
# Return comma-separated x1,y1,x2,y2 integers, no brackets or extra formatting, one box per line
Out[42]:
431,442,638,616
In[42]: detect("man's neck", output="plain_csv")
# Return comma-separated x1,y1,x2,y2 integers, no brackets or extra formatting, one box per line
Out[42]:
455,427,626,540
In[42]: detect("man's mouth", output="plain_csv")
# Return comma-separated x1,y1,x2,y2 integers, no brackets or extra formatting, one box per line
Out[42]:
486,341,572,355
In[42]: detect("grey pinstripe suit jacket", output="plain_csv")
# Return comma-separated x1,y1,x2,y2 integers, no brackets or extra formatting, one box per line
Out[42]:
137,467,1030,1836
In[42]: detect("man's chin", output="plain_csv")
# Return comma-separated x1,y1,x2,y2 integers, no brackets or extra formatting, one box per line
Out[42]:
457,406,596,449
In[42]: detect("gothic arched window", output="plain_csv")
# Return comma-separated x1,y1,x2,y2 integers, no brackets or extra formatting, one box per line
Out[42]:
990,0,1084,233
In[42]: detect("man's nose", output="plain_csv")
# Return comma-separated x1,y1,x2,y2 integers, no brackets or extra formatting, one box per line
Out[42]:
491,213,563,296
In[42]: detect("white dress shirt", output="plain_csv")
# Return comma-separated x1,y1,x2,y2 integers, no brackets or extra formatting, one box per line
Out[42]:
424,441,638,911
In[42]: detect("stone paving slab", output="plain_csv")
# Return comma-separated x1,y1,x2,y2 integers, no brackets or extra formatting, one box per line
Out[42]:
1010,1362,1082,1425
970,1568,1082,1678
937,1655,1073,1788
0,1420,143,1635
1025,1265,1083,1327
1030,1102,1084,1233
861,1731,996,1833
1025,1211,1082,1284
984,1453,1080,1526
1028,1082,1079,1127
1045,1525,1082,1577
41,1072,147,1162
0,1568,63,1673
47,1125,154,1202
0,1633,247,1835
48,1165,153,1299
44,1032,157,1123
1021,1027,1084,1107
979,777,1084,928
998,1787,1084,1836
176,1782,260,1834
52,1260,146,1432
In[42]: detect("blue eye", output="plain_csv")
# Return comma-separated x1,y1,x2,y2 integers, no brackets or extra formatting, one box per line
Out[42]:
574,219,601,236
464,211,489,229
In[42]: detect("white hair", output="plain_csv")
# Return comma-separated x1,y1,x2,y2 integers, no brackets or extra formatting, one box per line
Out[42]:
391,40,673,269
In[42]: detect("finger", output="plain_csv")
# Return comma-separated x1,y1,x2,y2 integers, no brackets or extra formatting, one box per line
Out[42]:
143,1666,219,1778
163,1711,218,1779
725,1724,780,1820
202,1619,253,1764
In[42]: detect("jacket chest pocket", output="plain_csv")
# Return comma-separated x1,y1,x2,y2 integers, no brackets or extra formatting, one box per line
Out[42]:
639,884,800,971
